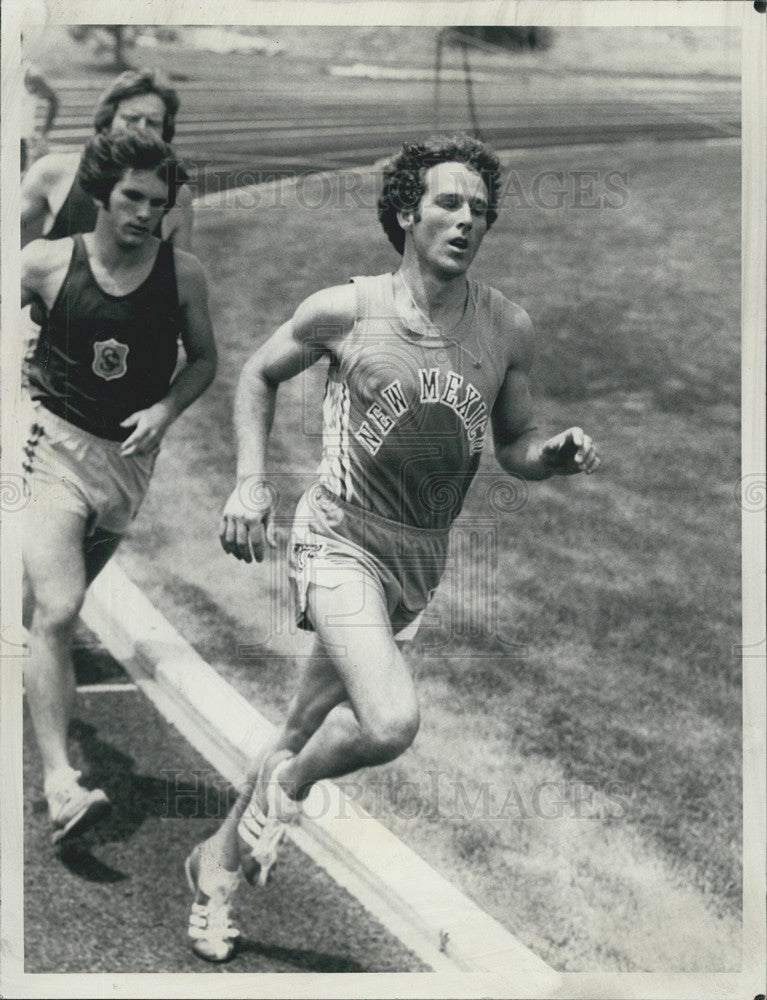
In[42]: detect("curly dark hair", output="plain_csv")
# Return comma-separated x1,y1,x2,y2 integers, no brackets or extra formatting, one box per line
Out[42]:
377,134,502,254
92,69,180,142
78,130,188,211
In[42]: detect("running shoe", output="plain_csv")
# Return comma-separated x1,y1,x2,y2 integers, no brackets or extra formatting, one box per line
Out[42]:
46,770,111,845
236,749,301,887
185,842,241,962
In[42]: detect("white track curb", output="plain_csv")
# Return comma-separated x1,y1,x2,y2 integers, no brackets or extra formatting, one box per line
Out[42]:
81,561,561,991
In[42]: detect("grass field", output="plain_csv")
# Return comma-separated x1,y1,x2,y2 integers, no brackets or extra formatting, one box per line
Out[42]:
115,134,742,972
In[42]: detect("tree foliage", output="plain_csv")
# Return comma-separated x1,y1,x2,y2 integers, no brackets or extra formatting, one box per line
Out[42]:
443,26,553,53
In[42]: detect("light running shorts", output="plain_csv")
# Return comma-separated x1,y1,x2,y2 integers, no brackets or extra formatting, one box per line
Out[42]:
22,403,157,537
287,483,450,640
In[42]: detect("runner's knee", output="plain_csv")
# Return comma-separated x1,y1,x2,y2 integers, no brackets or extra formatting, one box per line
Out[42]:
363,704,420,763
29,583,85,633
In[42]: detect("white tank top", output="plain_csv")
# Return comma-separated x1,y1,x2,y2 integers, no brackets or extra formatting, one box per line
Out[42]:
317,273,519,529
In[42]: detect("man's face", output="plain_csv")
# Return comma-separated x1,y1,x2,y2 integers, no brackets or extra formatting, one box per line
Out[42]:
403,161,490,276
106,168,168,246
110,93,166,139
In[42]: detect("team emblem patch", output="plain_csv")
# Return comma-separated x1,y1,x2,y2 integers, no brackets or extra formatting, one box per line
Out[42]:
92,338,129,381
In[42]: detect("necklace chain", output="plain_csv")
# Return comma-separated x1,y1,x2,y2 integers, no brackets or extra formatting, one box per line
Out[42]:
397,272,483,369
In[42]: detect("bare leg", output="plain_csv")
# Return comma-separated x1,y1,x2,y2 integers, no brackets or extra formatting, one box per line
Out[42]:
23,528,121,628
204,637,348,868
23,509,90,782
279,579,420,798
84,527,122,585
24,510,123,785
200,576,419,872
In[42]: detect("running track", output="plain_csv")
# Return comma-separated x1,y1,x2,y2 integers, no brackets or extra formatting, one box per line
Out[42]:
43,75,740,191
23,629,427,973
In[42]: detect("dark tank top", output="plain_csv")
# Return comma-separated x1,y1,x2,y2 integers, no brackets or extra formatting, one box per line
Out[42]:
31,175,165,328
45,176,98,240
28,234,182,441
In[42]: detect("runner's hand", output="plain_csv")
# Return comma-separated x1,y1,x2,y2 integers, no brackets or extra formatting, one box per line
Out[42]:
120,402,173,456
219,480,277,563
540,427,600,476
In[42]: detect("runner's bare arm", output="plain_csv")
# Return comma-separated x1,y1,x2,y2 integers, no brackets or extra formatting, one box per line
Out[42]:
21,154,78,247
233,283,356,481
162,184,194,250
491,309,601,479
120,251,217,456
21,243,43,307
220,283,357,563
20,155,56,230
20,238,69,308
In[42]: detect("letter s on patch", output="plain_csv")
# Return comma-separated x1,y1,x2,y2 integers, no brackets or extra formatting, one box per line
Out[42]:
92,338,129,381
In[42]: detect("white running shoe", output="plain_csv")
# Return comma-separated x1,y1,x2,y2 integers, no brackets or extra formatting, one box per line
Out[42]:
236,750,301,887
45,769,111,845
185,842,241,962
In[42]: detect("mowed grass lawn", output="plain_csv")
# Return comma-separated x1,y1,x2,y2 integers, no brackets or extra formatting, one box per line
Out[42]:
120,138,742,971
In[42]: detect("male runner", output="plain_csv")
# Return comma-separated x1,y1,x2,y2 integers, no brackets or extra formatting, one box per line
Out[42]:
21,68,193,248
184,134,600,961
20,55,59,173
21,130,217,847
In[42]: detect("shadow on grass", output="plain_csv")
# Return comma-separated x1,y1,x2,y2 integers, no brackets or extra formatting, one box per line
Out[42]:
58,842,128,883
235,937,366,973
72,642,129,685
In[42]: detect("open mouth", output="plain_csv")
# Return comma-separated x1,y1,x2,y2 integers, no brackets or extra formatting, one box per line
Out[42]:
449,237,469,251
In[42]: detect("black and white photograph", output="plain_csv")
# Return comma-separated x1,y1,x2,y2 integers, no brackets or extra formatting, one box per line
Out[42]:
1,1,765,997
